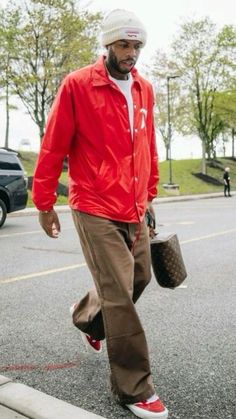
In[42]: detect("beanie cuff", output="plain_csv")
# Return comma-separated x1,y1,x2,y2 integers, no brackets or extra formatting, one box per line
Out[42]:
102,26,147,46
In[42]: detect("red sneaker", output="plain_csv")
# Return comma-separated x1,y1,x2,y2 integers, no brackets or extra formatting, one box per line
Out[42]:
126,397,168,418
70,303,102,354
80,331,102,354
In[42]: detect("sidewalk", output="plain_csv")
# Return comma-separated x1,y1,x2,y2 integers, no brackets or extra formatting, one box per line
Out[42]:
9,191,232,219
0,375,106,419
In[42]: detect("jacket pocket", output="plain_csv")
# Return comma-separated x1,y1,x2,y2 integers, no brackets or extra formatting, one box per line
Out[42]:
94,160,120,193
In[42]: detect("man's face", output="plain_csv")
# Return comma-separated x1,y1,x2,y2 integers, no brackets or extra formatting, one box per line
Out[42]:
106,39,143,79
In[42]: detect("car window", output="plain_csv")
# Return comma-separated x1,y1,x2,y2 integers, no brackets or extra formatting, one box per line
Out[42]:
0,154,22,170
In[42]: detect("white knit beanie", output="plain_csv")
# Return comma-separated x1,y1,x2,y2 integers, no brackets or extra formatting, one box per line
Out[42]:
101,9,147,47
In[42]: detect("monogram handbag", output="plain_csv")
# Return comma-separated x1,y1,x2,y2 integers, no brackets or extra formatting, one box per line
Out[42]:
150,232,187,289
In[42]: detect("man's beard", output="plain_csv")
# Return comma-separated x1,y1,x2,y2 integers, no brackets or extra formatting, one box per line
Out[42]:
107,51,135,75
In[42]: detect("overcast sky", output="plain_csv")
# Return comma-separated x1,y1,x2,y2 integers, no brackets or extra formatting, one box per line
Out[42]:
0,0,235,157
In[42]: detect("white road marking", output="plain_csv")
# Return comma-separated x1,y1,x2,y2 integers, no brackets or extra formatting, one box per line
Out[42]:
0,230,42,238
0,227,73,238
0,263,86,284
159,221,195,227
180,228,236,244
1,228,236,285
178,221,195,225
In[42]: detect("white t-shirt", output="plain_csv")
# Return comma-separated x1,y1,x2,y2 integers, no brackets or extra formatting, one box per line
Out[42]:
109,74,134,136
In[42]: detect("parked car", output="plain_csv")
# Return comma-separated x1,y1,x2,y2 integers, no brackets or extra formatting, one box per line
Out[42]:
0,148,28,228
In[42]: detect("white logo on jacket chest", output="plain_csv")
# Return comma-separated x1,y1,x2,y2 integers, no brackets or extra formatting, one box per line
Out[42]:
140,108,147,129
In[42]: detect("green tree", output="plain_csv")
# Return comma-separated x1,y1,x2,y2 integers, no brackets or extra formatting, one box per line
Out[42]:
215,25,236,158
171,18,227,173
3,0,102,142
151,17,236,174
0,8,19,148
149,50,181,161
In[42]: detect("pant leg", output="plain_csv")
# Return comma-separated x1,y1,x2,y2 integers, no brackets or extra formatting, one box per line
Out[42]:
71,217,152,338
71,211,152,332
132,221,152,302
72,288,105,340
71,210,155,404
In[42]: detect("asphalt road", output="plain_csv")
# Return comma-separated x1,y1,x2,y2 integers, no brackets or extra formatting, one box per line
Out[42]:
0,197,236,419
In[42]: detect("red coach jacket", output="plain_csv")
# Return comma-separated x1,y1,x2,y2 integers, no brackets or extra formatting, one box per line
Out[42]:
32,55,159,223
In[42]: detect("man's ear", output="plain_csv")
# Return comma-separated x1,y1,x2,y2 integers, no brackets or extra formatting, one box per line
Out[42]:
103,45,109,56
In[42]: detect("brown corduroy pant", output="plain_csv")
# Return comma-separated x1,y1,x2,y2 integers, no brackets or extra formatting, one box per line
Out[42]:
71,210,155,404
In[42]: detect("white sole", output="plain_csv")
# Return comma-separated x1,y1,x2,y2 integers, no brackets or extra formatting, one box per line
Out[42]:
126,404,168,419
70,303,102,354
70,303,77,316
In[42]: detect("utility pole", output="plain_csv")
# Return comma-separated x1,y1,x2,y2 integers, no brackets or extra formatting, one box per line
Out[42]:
167,75,180,184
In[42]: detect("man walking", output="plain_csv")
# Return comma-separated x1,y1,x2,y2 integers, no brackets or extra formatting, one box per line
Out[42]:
32,9,168,419
223,167,231,197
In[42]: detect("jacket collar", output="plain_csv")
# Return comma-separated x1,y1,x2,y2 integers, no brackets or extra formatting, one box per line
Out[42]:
91,55,142,89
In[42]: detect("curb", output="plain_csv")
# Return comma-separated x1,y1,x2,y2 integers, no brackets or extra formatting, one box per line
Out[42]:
8,206,70,218
8,192,232,219
0,375,106,419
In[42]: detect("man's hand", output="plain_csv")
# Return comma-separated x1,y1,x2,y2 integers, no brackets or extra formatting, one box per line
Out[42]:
146,201,156,238
39,209,61,238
